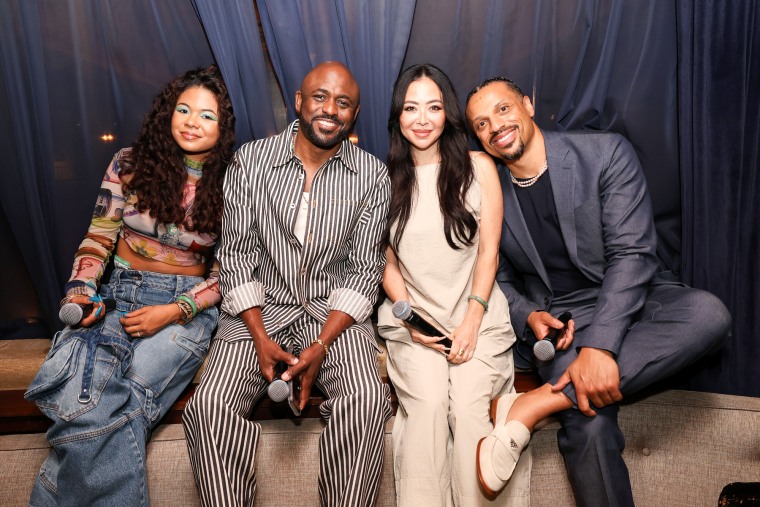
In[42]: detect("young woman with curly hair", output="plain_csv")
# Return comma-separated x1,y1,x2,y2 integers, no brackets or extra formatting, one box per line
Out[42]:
25,65,235,506
376,63,531,506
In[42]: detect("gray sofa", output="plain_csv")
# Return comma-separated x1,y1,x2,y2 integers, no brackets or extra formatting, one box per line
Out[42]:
2,389,759,506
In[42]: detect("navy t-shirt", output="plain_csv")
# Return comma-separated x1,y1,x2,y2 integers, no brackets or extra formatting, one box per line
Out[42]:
513,173,597,297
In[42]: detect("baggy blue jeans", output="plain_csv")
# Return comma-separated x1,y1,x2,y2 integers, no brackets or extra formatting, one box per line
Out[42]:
25,269,218,507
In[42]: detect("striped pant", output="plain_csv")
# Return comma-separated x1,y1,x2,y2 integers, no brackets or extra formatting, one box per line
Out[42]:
183,313,392,506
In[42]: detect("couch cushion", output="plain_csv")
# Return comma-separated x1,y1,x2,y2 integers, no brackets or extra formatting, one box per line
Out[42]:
0,339,50,391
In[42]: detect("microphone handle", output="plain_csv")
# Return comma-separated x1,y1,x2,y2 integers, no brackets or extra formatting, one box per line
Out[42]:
273,360,288,377
405,313,453,349
544,311,573,346
406,313,443,337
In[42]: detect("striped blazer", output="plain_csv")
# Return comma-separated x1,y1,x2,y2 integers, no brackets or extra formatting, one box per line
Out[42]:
218,121,390,334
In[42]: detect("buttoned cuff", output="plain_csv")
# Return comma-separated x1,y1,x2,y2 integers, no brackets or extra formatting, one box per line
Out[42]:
221,281,266,316
328,288,372,323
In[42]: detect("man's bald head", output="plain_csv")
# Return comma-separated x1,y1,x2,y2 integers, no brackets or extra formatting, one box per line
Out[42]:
300,62,360,104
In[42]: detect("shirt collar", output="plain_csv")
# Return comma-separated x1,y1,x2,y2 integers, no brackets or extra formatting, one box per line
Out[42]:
271,120,359,174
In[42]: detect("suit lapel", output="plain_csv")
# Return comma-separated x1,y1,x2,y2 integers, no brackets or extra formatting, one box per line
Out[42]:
545,132,579,267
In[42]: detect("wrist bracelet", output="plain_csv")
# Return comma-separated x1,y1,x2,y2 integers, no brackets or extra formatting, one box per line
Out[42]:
467,294,489,312
313,338,329,355
177,295,198,317
175,299,194,325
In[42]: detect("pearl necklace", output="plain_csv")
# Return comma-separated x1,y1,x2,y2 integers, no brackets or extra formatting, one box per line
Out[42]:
511,160,548,188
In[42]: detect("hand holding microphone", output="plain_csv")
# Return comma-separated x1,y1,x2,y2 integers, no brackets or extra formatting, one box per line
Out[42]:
267,358,290,402
392,300,453,349
59,295,116,326
266,343,301,416
533,311,572,361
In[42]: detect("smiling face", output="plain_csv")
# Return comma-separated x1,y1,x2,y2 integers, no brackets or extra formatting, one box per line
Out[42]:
295,62,360,150
466,81,536,162
171,86,220,162
399,77,446,160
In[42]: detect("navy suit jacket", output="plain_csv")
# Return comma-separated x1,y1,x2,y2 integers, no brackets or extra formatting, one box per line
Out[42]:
496,130,659,356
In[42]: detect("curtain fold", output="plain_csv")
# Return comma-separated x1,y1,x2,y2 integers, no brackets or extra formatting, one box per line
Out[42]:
0,2,60,330
191,0,281,143
677,1,760,396
256,0,417,159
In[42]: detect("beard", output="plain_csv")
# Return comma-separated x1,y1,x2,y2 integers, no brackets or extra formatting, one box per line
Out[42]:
297,111,351,149
496,136,526,162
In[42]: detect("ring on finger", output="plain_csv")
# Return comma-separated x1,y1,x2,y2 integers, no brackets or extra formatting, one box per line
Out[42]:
136,331,141,337
457,348,465,356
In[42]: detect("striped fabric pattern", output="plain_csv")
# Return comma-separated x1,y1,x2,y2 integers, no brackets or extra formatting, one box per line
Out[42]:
184,317,392,506
218,121,390,332
183,121,393,506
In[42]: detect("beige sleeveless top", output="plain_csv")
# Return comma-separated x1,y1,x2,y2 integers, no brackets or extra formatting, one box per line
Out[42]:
378,161,511,338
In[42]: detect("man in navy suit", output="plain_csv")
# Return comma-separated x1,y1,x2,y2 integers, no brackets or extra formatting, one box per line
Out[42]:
466,77,731,506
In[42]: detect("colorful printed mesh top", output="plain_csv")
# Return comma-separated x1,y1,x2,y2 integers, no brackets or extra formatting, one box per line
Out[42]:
66,148,220,310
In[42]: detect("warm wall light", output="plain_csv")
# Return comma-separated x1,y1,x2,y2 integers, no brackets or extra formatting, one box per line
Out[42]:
100,133,115,142
348,134,359,145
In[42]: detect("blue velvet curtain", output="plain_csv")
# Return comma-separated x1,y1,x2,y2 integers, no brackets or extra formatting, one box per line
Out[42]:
256,0,417,158
190,0,281,142
677,1,760,396
0,2,59,328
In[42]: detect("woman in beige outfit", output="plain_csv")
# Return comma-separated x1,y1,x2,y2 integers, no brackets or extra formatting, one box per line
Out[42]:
377,63,531,506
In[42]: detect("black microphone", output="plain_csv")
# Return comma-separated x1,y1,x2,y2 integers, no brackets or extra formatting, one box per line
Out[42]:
533,311,572,361
391,300,453,349
59,298,116,326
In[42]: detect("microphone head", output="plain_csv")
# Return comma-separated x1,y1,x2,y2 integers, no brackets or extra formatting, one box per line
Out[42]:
59,302,84,326
267,379,290,402
392,300,412,320
533,339,556,361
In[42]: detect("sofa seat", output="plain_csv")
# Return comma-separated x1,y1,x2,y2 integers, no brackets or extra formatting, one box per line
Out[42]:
2,390,759,506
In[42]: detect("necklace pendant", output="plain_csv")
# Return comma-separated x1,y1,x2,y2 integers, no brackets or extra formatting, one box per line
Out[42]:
167,223,179,236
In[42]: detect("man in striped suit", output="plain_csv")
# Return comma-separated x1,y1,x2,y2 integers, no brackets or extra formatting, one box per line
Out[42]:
183,61,392,506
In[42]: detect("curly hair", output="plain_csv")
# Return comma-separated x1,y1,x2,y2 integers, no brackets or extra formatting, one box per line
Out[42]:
384,63,477,252
121,65,235,235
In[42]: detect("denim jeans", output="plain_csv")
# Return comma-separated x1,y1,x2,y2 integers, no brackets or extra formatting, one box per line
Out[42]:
25,269,218,507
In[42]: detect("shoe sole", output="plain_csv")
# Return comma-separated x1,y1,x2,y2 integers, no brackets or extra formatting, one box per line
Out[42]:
476,436,500,500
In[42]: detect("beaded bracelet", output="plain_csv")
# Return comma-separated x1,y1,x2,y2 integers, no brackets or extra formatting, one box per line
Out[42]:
176,295,198,317
175,299,194,325
467,294,489,312
313,338,329,355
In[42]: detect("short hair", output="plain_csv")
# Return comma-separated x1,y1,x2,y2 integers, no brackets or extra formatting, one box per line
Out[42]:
466,76,525,105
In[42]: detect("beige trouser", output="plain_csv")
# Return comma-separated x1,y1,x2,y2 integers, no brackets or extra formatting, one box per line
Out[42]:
382,326,531,507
